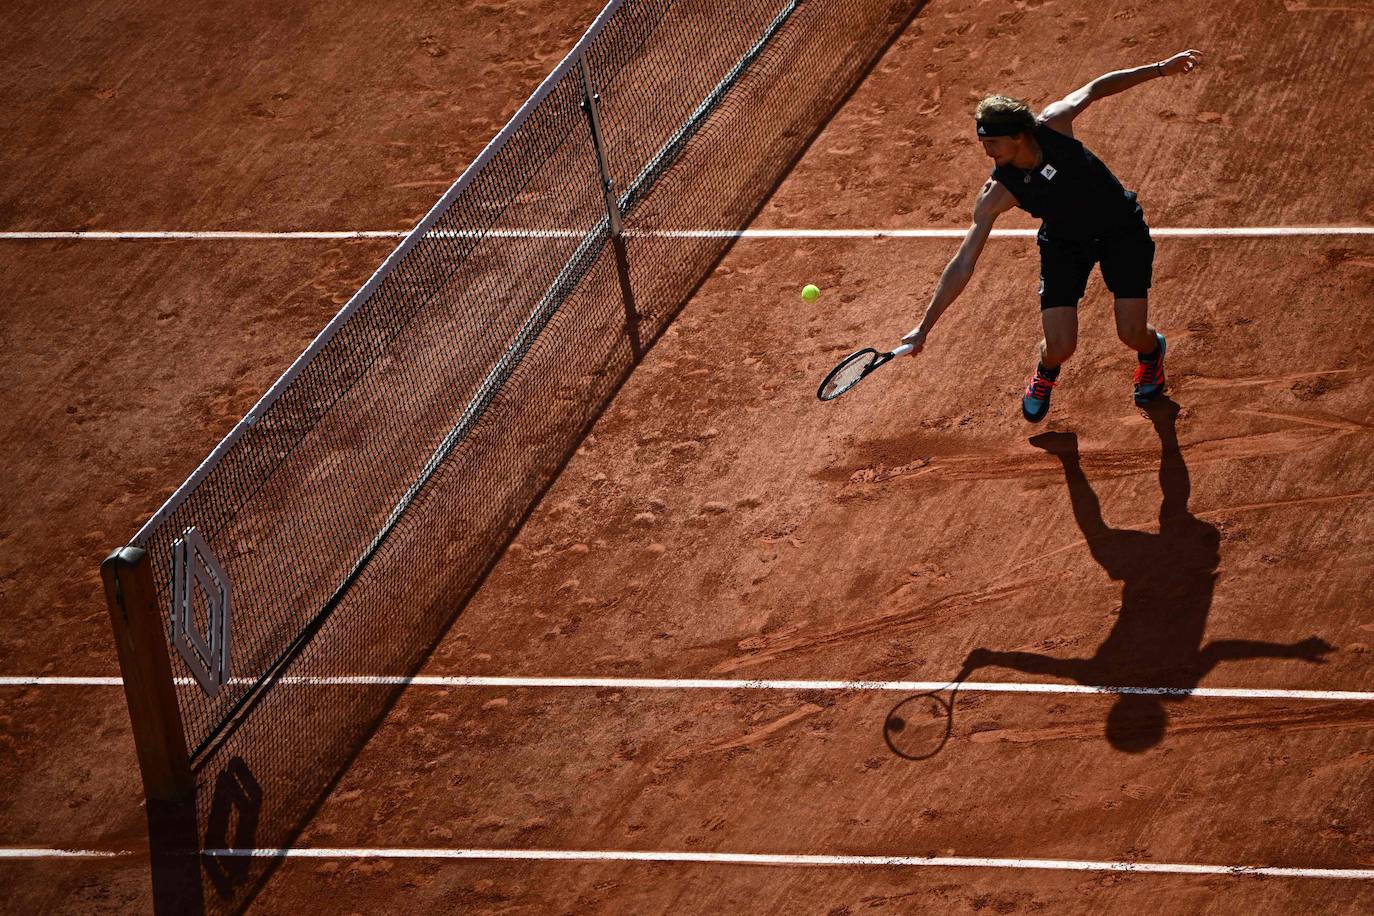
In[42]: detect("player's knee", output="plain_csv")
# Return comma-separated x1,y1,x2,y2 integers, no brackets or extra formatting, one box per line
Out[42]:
1115,322,1150,349
1044,337,1077,364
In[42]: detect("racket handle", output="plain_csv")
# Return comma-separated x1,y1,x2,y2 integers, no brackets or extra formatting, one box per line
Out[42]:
891,343,914,358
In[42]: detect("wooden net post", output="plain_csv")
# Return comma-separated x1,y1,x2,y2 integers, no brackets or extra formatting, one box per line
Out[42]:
102,546,194,802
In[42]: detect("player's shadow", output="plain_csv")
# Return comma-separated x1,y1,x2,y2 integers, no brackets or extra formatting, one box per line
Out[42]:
960,398,1332,751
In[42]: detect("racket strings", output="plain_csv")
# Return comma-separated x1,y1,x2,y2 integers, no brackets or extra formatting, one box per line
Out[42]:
820,352,877,399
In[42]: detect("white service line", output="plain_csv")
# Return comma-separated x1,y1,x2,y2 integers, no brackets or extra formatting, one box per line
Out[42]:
199,847,1374,879
654,226,1374,239
3,226,1373,240
0,229,572,240
4,675,1371,702
0,230,404,240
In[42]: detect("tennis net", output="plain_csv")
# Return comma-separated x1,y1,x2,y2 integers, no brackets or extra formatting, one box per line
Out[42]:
112,0,924,898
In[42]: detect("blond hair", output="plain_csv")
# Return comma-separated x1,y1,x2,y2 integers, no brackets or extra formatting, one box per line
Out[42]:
974,95,1036,134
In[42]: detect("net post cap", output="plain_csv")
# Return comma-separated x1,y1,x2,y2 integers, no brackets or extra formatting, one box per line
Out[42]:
102,545,149,572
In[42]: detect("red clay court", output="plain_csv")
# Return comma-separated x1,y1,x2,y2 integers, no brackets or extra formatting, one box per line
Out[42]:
3,0,1373,913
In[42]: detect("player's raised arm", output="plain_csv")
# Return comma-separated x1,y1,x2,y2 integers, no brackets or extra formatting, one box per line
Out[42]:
1040,49,1203,135
901,179,1016,355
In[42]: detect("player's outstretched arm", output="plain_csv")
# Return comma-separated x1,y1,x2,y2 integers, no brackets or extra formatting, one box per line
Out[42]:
1040,49,1202,135
1199,636,1334,673
901,180,1016,355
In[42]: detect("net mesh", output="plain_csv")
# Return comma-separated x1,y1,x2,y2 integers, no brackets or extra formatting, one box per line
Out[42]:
121,0,925,904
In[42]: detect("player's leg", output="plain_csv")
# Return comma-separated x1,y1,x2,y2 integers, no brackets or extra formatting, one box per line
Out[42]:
1103,226,1165,404
1113,297,1158,354
1040,306,1079,368
1023,235,1091,422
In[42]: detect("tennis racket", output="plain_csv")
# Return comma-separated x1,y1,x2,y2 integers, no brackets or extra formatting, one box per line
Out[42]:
817,342,914,401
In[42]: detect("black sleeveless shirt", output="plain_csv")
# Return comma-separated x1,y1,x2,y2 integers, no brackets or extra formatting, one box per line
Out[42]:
992,123,1144,240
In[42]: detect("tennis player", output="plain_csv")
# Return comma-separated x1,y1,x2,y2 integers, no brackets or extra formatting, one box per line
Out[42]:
901,50,1203,421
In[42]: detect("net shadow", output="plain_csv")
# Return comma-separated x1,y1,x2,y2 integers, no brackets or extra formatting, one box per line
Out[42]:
126,1,932,910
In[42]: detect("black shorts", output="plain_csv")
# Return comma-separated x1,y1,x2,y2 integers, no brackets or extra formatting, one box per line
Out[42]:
1037,222,1155,309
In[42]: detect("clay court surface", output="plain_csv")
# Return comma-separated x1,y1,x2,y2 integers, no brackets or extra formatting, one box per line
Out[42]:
3,0,1374,912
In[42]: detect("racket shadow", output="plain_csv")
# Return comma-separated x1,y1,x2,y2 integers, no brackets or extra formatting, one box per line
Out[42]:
882,667,972,761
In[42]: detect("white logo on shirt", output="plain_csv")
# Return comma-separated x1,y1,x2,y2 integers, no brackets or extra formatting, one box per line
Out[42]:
1040,163,1058,180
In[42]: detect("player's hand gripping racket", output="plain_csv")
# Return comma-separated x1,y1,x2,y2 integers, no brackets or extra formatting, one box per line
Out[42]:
817,342,914,401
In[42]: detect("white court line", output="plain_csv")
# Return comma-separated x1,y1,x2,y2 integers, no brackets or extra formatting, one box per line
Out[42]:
0,229,575,240
0,848,124,859
4,675,1371,702
3,226,1373,241
0,676,124,686
199,847,1374,879
654,226,1374,239
0,230,405,240
8,845,1372,879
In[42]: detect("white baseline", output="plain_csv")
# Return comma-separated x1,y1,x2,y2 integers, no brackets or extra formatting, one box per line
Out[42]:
3,675,1372,702
200,847,1374,879
6,846,1372,879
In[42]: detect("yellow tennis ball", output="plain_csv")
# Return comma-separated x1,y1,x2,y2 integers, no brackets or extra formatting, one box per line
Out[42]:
801,284,820,301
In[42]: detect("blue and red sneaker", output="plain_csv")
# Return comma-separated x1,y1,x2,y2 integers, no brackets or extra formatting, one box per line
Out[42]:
1133,332,1167,405
1021,364,1058,423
